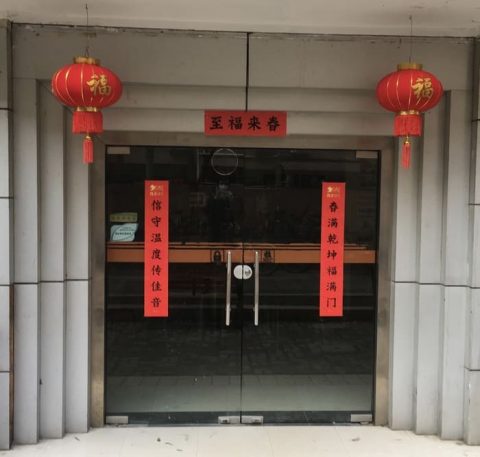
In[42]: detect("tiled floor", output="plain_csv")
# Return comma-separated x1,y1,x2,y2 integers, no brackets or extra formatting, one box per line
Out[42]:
2,426,480,457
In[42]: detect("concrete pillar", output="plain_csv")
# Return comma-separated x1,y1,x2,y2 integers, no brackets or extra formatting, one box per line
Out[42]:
413,102,445,435
414,285,442,434
65,123,90,433
0,19,12,451
13,77,40,444
438,91,471,440
39,87,66,439
464,38,480,445
388,137,421,430
389,282,416,429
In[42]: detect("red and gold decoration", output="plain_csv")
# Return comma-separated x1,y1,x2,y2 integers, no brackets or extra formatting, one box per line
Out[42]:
320,182,345,317
51,56,122,164
144,181,169,318
205,110,287,137
376,63,443,168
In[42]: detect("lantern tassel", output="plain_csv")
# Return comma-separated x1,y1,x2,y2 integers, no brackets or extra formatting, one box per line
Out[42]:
73,110,103,134
402,137,411,169
394,113,422,137
83,135,94,164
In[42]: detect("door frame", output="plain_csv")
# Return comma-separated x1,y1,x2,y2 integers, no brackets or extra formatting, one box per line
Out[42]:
90,132,395,427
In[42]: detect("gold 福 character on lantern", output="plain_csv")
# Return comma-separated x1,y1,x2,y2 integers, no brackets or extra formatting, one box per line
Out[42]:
86,74,112,96
411,77,434,100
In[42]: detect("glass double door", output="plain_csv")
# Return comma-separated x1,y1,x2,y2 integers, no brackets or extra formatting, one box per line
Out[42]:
106,146,378,424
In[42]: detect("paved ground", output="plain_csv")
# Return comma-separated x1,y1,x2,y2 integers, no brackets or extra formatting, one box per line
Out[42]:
2,426,480,457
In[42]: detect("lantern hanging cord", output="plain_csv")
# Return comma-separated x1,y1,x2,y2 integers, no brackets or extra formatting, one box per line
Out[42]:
408,15,413,63
85,3,90,57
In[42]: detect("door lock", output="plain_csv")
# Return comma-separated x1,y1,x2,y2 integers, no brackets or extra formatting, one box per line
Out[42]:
233,264,253,280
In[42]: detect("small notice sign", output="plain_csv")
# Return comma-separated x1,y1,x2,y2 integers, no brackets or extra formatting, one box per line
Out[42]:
205,111,287,137
144,180,169,317
320,182,346,317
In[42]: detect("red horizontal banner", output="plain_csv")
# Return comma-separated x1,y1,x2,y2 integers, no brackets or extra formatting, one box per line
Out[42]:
320,182,346,317
144,180,169,317
205,111,287,137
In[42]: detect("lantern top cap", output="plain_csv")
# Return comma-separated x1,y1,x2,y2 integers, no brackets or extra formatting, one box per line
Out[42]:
74,56,100,65
397,62,423,70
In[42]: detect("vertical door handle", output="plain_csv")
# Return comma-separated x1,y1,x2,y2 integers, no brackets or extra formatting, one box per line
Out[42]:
254,251,259,326
226,251,232,326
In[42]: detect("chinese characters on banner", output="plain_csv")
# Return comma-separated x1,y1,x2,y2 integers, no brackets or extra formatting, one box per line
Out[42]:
144,181,169,317
205,111,287,137
320,182,346,317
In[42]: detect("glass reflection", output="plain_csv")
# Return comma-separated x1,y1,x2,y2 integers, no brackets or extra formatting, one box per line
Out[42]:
105,146,378,423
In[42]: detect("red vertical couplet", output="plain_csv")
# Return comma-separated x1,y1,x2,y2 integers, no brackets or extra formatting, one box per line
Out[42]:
144,181,169,317
320,182,346,317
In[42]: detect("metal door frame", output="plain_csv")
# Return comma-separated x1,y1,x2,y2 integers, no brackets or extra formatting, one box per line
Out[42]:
91,132,394,427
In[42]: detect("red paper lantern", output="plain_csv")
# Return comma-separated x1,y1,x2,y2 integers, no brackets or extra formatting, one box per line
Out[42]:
51,56,122,164
376,62,443,168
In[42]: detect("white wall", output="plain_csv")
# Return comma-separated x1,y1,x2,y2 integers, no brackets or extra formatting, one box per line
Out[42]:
2,23,479,447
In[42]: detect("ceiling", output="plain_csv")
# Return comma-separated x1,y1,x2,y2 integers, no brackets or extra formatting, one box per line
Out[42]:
1,0,480,37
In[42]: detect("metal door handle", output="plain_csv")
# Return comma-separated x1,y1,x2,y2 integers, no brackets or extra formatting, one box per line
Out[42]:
226,251,232,326
254,251,259,326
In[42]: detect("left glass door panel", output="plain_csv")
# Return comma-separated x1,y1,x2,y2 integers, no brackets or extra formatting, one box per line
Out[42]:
105,147,243,424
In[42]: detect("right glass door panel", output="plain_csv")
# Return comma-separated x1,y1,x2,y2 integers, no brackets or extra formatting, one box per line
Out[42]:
240,149,379,423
